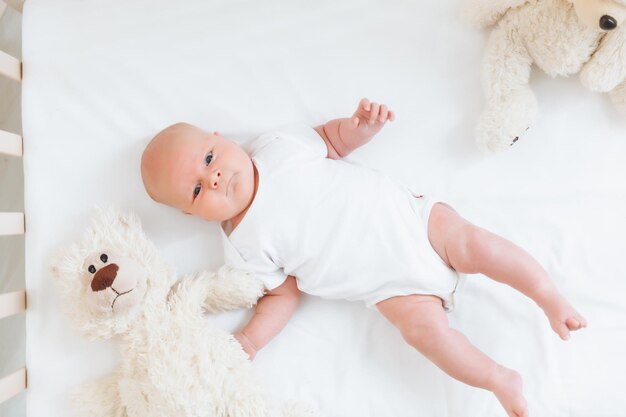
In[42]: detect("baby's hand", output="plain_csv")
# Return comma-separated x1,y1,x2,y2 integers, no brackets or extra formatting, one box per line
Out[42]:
351,97,395,128
337,98,395,152
318,98,395,158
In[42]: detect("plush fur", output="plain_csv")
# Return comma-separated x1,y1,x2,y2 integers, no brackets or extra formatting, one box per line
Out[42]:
50,208,317,417
465,0,626,152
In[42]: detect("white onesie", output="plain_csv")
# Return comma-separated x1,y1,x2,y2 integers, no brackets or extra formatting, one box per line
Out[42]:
221,125,461,309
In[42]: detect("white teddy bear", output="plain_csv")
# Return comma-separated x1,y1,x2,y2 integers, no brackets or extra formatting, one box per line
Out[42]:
50,208,317,417
466,0,626,152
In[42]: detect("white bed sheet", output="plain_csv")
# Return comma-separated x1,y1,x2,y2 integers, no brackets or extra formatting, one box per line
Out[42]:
22,0,626,416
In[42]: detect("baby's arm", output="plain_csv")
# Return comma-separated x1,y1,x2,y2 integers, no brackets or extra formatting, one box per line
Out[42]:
234,275,301,360
314,98,395,160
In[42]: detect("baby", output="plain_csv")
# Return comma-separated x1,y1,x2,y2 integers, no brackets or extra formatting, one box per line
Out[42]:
141,98,586,417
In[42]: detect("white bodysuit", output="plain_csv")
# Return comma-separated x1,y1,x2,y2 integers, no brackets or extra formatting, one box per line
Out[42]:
221,125,461,309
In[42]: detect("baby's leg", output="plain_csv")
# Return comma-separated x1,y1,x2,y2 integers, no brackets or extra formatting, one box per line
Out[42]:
377,295,527,417
427,203,587,340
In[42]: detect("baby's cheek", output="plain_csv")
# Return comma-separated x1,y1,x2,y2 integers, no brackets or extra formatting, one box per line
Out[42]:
195,195,214,219
210,195,232,221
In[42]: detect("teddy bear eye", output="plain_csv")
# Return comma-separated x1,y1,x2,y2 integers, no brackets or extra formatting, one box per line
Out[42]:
100,254,108,263
88,265,96,274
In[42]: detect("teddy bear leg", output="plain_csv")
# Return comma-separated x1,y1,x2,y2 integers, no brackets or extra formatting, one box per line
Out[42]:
70,375,127,417
609,79,626,116
220,369,278,417
221,367,320,417
281,401,321,417
477,26,538,152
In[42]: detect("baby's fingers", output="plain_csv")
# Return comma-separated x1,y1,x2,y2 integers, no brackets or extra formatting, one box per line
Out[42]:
369,102,380,124
356,97,394,123
379,105,389,122
360,97,371,111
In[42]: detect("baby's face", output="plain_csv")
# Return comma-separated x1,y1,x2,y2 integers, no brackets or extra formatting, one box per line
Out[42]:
141,123,255,222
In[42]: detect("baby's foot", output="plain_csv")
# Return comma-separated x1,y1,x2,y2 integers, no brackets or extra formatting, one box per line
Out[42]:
539,290,587,341
489,365,528,417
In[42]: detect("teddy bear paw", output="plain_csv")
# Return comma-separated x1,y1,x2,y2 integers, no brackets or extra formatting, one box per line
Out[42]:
476,125,527,153
476,111,533,153
476,91,538,152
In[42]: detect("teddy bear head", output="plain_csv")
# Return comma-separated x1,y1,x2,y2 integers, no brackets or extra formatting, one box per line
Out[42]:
51,208,175,340
80,249,147,316
572,0,626,31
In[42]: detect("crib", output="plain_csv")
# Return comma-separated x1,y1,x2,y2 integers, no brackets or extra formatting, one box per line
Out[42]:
2,0,626,416
1,0,26,415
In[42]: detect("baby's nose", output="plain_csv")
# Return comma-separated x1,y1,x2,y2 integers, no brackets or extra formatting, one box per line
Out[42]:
209,170,222,189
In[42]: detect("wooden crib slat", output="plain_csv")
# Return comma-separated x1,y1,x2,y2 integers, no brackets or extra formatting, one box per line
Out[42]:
0,129,22,156
4,0,23,13
0,49,21,81
0,212,24,235
0,368,27,405
0,0,26,408
0,290,26,320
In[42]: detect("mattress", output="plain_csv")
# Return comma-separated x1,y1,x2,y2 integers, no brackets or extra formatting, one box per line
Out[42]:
22,0,626,416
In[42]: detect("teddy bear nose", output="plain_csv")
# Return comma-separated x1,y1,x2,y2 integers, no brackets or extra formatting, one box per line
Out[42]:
599,15,617,31
91,264,119,292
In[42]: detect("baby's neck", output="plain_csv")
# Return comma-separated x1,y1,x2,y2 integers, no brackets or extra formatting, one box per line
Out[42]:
223,204,248,237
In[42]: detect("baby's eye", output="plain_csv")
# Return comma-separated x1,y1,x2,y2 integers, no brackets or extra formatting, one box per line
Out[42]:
205,152,213,166
193,184,201,199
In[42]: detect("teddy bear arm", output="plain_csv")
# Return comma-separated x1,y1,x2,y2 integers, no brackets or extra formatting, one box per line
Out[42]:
187,266,266,313
70,375,127,417
580,26,626,92
463,0,530,28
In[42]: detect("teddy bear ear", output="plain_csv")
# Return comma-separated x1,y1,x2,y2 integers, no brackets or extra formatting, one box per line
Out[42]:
50,264,60,278
48,247,73,281
93,206,142,232
117,211,142,231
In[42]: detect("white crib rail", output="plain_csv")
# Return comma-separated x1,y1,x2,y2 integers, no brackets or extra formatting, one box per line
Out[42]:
0,369,27,405
0,290,25,321
0,212,24,235
3,0,23,13
0,49,21,81
0,128,22,157
0,0,27,407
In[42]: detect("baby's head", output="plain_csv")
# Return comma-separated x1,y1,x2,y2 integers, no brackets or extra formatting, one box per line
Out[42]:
141,122,255,222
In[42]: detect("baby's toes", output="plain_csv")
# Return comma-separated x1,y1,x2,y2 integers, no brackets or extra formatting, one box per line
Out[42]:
566,316,587,331
566,317,581,330
509,401,529,417
552,320,571,341
512,409,529,417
